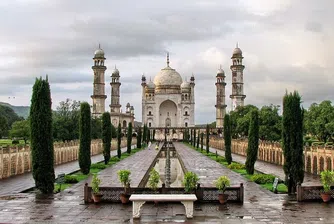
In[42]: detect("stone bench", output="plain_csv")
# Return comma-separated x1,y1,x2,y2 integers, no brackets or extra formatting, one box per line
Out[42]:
129,194,197,218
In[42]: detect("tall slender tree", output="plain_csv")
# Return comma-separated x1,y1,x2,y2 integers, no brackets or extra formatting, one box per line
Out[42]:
206,124,210,154
142,124,147,145
30,77,55,194
224,114,232,164
153,129,155,141
127,122,132,154
282,91,304,193
245,109,259,174
193,128,196,147
102,112,111,164
196,130,200,149
200,132,204,151
136,128,142,148
79,102,91,175
117,123,122,158
147,128,151,142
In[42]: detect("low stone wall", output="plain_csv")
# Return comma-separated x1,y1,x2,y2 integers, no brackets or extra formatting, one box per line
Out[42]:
209,138,334,175
0,138,136,179
297,184,334,201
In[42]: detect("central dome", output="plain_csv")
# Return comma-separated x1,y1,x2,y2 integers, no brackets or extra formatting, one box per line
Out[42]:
154,66,183,87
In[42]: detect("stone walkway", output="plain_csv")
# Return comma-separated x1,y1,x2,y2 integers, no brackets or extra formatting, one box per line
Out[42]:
209,146,321,186
0,143,333,223
98,145,160,187
0,147,129,196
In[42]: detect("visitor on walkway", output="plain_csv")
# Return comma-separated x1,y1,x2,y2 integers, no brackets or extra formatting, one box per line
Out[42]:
148,141,152,150
155,143,159,150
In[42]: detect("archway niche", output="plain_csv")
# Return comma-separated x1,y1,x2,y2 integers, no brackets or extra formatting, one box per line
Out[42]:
159,100,177,127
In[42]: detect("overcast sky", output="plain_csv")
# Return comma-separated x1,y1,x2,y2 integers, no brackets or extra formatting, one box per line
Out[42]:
0,0,333,123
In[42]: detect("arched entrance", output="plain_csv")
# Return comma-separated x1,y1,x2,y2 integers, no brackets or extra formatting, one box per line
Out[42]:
159,100,177,127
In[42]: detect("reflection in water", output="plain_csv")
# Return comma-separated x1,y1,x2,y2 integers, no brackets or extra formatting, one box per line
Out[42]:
146,158,184,188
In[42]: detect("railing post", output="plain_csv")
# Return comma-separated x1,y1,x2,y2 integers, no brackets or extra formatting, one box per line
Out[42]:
195,183,203,201
239,183,244,204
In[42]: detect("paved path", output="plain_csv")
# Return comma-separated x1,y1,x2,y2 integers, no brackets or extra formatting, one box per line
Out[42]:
209,146,321,186
0,147,129,196
98,145,161,187
0,143,333,223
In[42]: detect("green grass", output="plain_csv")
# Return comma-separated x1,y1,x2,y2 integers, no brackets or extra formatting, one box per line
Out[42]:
54,183,72,193
0,139,28,147
184,142,288,194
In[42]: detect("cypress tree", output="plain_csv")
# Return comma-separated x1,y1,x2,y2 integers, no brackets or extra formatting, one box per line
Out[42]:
30,77,55,194
117,123,121,158
224,114,232,164
142,124,147,145
136,128,142,148
196,130,200,149
153,129,155,141
127,122,132,154
193,128,196,147
79,102,91,175
200,132,204,151
245,109,259,174
147,128,151,142
111,123,116,138
282,91,304,194
206,124,210,154
102,112,111,164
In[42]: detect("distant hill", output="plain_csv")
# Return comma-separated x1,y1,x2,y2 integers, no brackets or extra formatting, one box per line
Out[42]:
0,102,30,119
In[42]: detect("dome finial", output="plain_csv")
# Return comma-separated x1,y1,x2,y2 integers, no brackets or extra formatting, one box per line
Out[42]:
236,42,239,48
219,64,222,69
99,43,101,49
167,52,170,67
115,64,117,69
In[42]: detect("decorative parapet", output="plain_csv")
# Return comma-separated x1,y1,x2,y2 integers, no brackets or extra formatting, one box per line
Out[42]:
209,137,334,175
0,138,136,179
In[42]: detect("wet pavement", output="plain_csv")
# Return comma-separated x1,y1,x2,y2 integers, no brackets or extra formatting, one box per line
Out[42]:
209,146,321,186
0,143,333,223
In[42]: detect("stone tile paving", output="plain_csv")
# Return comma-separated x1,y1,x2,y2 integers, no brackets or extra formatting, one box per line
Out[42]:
0,147,129,196
0,143,333,223
98,145,160,187
209,145,321,186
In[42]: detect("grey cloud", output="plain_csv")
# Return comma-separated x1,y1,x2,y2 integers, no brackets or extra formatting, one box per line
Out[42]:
305,21,323,33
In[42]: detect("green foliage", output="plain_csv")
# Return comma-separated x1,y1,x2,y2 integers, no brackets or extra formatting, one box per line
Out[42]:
117,169,131,191
0,104,21,128
245,109,259,175
206,124,209,154
91,117,102,139
259,104,282,141
102,112,111,164
224,114,232,164
304,100,334,143
142,124,147,144
117,123,121,159
200,132,204,151
91,174,101,194
230,105,258,138
215,176,230,192
91,163,107,170
196,130,200,148
153,129,155,141
127,122,132,153
137,128,142,148
9,120,30,144
79,102,91,175
64,175,79,184
111,123,117,138
52,99,80,142
147,128,151,142
148,168,160,191
320,170,334,193
282,91,304,193
0,115,8,138
30,77,55,194
227,162,245,170
183,171,199,193
250,174,276,184
193,128,196,147
0,102,30,119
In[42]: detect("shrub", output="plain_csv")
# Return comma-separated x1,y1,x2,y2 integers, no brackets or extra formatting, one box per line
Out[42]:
117,170,131,192
12,140,19,145
148,168,160,191
216,157,226,163
64,175,79,184
250,174,276,184
215,176,231,193
227,162,245,170
90,163,107,170
320,170,334,193
183,172,199,193
91,174,101,194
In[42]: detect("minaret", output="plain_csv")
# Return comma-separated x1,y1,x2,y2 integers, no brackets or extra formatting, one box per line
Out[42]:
141,74,146,126
110,66,121,113
190,73,195,126
91,44,107,118
230,43,246,111
215,65,227,128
